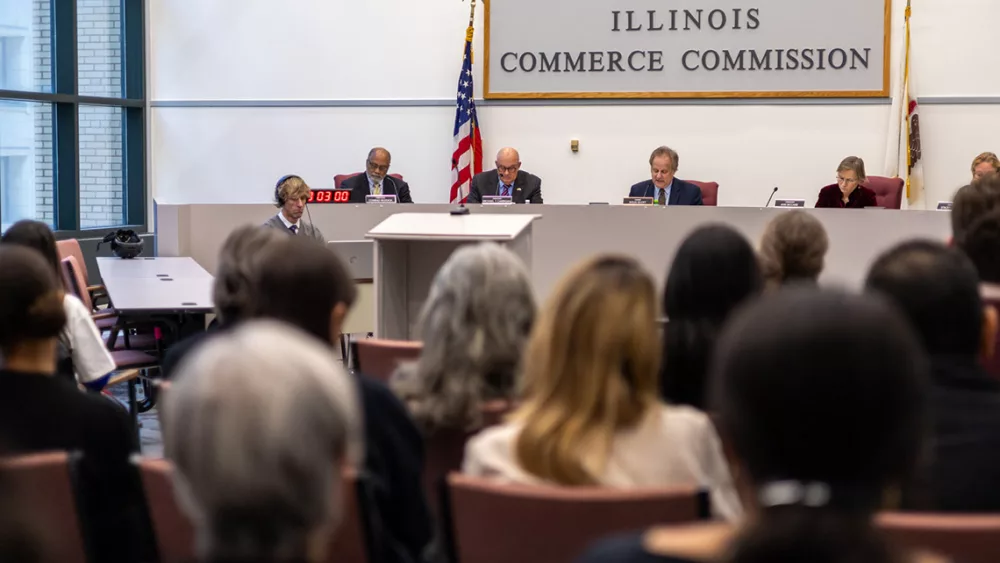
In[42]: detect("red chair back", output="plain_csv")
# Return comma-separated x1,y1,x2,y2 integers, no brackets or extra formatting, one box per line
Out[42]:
56,239,89,280
688,180,719,206
136,458,371,563
444,473,706,563
423,400,514,516
867,176,905,209
334,173,404,190
62,256,93,310
137,458,195,563
878,512,1000,563
982,297,1000,379
355,338,422,383
0,452,87,563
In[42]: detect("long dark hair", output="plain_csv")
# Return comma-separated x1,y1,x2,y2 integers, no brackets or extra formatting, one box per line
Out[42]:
661,225,761,409
0,220,61,280
712,289,928,563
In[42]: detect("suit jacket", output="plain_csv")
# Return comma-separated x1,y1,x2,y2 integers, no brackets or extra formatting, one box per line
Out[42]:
815,184,878,208
628,179,704,206
343,173,414,204
261,213,326,242
467,169,543,204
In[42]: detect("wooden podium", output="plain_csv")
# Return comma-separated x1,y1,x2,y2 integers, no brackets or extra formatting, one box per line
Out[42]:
366,212,540,339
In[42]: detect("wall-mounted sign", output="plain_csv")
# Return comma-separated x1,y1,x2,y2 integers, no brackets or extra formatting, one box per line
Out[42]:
484,0,891,99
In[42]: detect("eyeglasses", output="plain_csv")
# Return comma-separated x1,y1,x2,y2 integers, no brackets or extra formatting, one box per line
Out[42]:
497,164,520,174
367,160,389,173
836,176,859,185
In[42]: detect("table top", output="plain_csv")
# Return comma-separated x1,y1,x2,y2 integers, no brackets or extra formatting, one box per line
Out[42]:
98,257,214,313
97,256,212,279
366,213,541,241
102,277,214,313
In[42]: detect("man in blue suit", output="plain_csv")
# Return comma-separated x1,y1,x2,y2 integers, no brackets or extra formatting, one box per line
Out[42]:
628,146,703,206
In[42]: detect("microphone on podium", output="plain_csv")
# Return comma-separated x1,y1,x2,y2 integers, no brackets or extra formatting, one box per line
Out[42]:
765,187,779,208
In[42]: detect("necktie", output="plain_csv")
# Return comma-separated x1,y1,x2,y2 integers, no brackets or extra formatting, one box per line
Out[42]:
658,188,666,206
373,182,382,196
501,185,511,197
289,225,298,234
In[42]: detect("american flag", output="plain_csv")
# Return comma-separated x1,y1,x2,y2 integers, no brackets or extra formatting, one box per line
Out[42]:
450,28,483,204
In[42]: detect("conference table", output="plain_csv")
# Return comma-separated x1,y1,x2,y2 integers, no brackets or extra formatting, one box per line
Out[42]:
96,256,214,314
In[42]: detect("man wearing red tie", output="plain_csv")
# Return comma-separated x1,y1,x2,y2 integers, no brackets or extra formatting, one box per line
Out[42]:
467,147,544,204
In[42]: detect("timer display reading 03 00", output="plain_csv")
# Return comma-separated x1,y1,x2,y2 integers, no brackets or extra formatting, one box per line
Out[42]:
308,189,351,204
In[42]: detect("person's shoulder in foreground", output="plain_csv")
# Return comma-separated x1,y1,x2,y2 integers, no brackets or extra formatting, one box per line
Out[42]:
0,370,135,455
577,524,734,563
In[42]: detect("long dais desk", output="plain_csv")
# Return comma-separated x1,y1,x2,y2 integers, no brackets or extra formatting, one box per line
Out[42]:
156,203,951,301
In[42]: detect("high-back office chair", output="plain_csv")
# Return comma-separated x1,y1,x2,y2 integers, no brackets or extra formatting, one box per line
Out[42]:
334,173,405,190
0,452,88,563
689,180,719,206
136,458,377,563
878,512,1000,563
443,474,708,563
56,238,110,308
867,176,905,209
355,338,423,383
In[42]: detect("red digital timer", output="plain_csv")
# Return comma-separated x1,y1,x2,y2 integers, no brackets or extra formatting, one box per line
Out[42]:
308,189,351,204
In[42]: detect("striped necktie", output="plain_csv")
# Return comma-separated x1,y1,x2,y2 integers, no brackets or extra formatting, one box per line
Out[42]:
501,185,511,197
658,188,667,206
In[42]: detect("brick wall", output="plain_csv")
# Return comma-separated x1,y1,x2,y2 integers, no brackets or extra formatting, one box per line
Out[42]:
32,0,124,229
32,0,53,224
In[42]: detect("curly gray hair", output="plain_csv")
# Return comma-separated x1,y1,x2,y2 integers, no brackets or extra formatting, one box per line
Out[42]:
391,243,535,433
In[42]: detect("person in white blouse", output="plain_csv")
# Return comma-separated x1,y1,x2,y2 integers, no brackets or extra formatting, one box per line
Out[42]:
1,220,115,389
462,255,742,522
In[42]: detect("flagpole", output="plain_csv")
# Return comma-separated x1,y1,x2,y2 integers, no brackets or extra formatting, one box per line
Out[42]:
466,0,478,179
903,0,913,200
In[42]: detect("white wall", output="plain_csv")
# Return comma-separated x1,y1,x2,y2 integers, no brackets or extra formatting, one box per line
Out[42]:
149,0,1000,208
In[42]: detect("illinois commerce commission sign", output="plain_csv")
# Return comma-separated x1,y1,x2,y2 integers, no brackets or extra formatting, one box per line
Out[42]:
484,0,891,98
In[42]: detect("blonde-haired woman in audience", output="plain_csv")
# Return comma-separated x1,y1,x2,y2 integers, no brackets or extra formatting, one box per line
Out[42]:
463,255,742,522
972,152,1000,181
392,242,535,434
758,211,829,289
165,321,361,563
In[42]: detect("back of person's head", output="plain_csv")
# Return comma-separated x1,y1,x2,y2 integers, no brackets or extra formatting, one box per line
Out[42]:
952,174,1000,244
213,226,285,325
866,241,989,360
958,209,1000,285
515,255,659,485
661,225,761,409
0,220,60,280
712,288,927,563
759,211,829,287
392,243,535,433
0,245,66,355
163,321,362,562
250,236,356,344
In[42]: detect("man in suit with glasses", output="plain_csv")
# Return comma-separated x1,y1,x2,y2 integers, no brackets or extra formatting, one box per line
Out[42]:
467,147,544,204
345,147,414,203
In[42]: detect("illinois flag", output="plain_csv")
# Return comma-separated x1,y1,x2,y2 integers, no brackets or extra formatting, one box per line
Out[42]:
450,26,484,204
884,0,923,207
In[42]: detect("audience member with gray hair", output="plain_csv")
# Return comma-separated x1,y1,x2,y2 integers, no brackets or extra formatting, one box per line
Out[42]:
164,320,361,563
391,242,535,433
161,225,285,378
249,235,433,563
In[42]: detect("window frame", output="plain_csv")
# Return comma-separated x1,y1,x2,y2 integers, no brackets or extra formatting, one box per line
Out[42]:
0,0,146,236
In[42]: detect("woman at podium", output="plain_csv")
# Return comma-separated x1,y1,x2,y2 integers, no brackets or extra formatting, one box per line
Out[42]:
815,156,878,209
